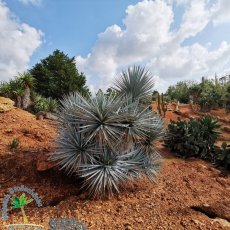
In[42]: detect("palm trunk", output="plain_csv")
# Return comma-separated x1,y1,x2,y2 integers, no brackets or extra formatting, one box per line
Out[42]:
22,86,31,109
16,96,22,108
20,206,28,224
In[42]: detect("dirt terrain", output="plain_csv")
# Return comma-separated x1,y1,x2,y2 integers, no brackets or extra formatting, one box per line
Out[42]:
0,104,229,229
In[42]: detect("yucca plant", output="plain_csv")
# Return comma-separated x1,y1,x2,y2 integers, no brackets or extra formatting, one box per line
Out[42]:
50,66,163,198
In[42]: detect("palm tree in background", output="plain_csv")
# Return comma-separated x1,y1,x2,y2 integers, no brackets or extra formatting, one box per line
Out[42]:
0,72,35,109
18,72,36,109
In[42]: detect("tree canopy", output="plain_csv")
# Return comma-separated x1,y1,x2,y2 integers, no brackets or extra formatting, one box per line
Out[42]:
166,81,191,103
30,49,90,99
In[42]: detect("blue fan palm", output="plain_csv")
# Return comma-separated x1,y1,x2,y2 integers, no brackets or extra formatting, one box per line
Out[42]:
50,66,163,197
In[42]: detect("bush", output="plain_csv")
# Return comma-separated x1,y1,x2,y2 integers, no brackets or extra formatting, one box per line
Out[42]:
214,142,230,169
50,66,163,198
33,95,57,113
8,138,20,150
164,116,220,160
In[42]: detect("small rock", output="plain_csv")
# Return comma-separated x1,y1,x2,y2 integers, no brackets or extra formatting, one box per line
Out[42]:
36,153,55,171
20,176,28,182
124,223,132,230
192,219,204,226
222,126,230,133
35,132,44,141
212,218,230,227
136,217,144,223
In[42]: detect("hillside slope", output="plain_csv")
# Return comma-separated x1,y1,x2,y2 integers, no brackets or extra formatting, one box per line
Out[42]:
0,105,229,229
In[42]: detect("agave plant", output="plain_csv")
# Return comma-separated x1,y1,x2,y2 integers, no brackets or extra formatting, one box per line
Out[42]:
50,66,163,197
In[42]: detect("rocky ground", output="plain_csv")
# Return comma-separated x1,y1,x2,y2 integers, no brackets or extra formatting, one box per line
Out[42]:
0,102,229,230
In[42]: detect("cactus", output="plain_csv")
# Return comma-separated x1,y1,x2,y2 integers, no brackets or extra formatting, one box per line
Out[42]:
161,93,167,117
157,93,162,116
157,93,167,117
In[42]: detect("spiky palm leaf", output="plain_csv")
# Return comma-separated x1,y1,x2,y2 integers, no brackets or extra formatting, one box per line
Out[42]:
50,124,97,175
114,65,154,101
79,147,161,198
18,72,36,88
119,147,161,180
120,102,164,144
58,91,127,149
79,149,130,198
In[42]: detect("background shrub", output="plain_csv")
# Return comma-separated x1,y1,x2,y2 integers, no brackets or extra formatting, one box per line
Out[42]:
164,116,220,160
214,142,230,169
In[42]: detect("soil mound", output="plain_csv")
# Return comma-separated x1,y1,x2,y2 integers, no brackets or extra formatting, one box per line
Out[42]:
0,97,15,112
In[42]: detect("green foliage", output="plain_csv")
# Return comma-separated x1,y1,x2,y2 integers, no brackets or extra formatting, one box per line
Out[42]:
18,72,35,89
214,142,230,169
225,84,230,113
189,84,202,104
166,81,191,103
50,65,163,198
8,138,20,150
11,193,33,209
33,94,57,112
164,116,220,159
198,79,223,111
30,49,90,99
0,78,24,99
166,77,228,112
151,90,159,101
105,87,117,98
0,72,35,109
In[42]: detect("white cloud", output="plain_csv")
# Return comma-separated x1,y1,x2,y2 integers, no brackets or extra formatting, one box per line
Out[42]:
212,0,230,25
0,1,42,81
175,0,211,42
74,0,230,92
17,0,42,6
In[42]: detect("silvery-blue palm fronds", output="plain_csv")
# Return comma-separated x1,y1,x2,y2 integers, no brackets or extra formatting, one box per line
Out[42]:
114,65,154,102
50,124,98,175
50,66,163,197
79,147,161,198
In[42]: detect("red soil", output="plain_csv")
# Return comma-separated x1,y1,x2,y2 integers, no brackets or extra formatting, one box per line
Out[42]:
0,106,229,229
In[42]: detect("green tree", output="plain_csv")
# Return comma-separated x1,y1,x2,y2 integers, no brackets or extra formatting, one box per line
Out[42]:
30,49,90,99
189,84,202,104
198,79,223,112
166,81,190,103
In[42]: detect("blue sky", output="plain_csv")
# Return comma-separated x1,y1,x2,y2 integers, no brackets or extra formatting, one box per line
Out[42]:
4,0,140,65
1,0,230,92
